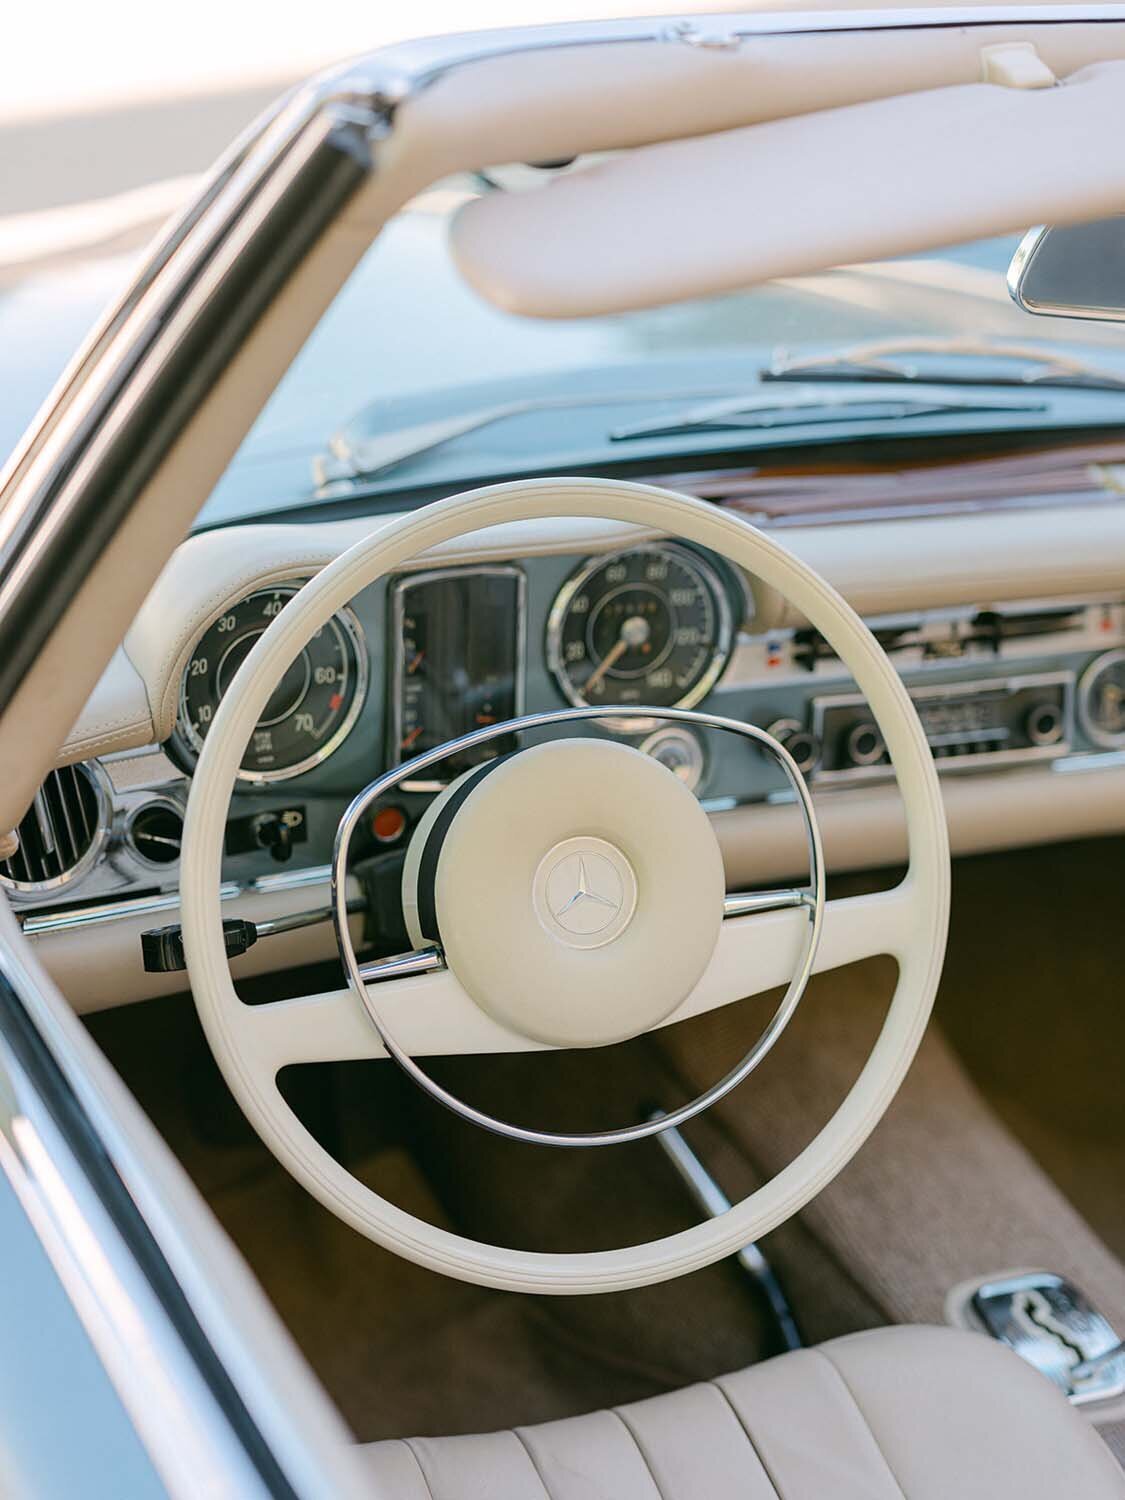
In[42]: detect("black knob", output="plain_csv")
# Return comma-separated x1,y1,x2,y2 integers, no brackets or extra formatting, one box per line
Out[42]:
845,720,886,767
253,814,294,863
766,718,821,776
1026,700,1063,747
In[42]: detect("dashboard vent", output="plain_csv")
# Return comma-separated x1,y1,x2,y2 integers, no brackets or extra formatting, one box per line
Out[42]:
0,764,108,893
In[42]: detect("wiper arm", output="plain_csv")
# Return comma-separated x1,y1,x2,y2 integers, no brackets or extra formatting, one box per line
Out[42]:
319,386,750,484
608,387,1044,443
764,336,1125,393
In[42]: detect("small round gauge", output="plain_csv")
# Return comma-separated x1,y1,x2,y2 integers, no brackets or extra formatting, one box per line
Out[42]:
175,584,368,781
639,726,706,792
1078,648,1125,748
547,543,733,711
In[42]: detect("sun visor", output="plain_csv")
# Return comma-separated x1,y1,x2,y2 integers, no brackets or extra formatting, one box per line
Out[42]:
450,62,1125,319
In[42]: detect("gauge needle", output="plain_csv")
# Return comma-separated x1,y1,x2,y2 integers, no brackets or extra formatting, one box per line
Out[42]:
584,636,628,694
401,726,424,750
584,615,651,695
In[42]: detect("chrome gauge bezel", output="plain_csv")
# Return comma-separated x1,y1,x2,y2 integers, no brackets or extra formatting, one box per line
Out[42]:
1078,647,1125,750
172,582,370,784
545,542,735,719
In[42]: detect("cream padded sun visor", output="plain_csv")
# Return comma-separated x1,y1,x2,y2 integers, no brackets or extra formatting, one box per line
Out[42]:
451,62,1125,319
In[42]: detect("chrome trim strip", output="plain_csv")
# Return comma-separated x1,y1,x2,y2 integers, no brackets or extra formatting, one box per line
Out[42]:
1053,747,1125,772
723,887,812,918
19,863,333,936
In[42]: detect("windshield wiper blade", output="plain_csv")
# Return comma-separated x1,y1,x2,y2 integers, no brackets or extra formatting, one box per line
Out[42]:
319,386,753,484
764,336,1125,393
608,388,1044,443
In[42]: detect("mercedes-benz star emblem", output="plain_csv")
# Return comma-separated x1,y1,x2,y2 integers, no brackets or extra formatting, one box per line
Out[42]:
533,838,639,949
551,855,622,927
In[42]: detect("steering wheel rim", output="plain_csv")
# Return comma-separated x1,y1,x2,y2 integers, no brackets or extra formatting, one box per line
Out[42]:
180,478,950,1294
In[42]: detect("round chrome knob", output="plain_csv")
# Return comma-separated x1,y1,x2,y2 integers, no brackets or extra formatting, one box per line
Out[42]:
845,720,886,767
766,718,821,776
1025,700,1064,747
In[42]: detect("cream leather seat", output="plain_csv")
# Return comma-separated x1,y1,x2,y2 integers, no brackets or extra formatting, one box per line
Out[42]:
359,1326,1125,1498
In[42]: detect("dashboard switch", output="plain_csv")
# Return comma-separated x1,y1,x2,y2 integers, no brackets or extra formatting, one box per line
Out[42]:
224,806,307,862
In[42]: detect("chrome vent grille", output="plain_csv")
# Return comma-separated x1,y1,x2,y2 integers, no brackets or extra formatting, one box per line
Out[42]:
0,764,108,892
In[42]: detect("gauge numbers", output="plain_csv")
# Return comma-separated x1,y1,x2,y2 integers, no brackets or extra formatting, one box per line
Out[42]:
176,585,367,781
547,544,733,711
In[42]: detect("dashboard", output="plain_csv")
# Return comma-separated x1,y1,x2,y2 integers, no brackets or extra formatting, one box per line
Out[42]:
4,505,1125,1013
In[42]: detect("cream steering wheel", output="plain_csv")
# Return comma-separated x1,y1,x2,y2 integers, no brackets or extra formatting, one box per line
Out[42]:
180,479,949,1294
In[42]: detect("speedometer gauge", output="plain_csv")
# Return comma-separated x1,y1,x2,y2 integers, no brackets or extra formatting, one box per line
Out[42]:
547,544,733,711
173,584,368,782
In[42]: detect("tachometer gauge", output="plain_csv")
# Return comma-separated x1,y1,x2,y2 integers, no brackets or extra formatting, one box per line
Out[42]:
547,544,733,711
174,584,368,781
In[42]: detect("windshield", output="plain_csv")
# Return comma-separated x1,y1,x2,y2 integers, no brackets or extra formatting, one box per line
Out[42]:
6,171,1125,525
196,175,1125,523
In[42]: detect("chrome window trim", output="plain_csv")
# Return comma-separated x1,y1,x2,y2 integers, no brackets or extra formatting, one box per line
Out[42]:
0,896,366,1496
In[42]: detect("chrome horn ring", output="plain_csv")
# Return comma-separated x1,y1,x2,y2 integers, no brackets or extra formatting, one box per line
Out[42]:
333,704,825,1148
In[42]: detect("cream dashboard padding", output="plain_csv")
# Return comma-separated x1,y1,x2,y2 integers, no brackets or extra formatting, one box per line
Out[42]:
452,62,1125,317
60,496,1125,766
359,1325,1125,1500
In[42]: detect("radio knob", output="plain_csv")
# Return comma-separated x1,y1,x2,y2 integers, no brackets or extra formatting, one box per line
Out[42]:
845,720,886,767
766,718,821,776
1026,700,1064,747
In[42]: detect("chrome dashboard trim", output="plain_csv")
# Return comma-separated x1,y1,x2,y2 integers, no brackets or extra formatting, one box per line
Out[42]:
18,863,333,936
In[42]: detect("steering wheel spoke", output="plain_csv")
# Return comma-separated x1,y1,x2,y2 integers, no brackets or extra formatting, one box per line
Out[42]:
674,879,919,1027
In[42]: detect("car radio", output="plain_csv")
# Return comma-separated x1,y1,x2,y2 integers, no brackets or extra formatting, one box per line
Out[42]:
807,671,1073,783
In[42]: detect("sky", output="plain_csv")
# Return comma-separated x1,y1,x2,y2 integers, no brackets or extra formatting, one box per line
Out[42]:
0,2,679,123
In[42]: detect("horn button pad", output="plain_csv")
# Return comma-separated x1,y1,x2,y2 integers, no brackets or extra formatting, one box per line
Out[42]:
412,738,725,1048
